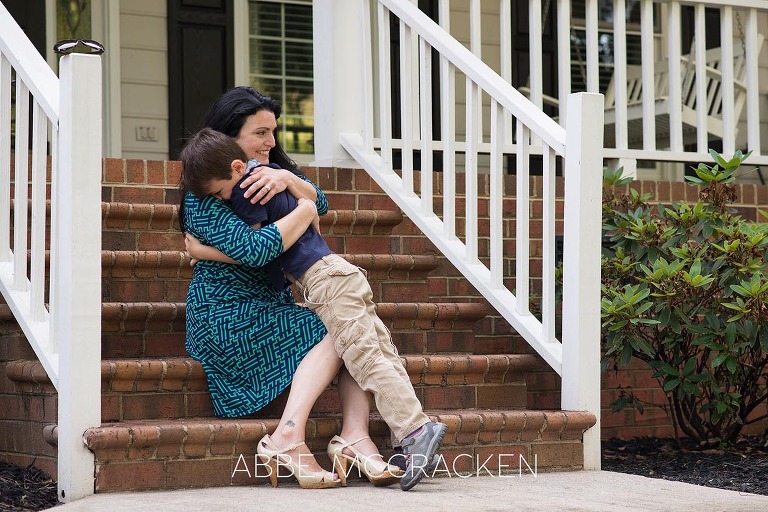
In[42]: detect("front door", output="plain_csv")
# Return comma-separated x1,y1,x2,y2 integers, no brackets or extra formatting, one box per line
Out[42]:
5,0,47,57
167,0,235,159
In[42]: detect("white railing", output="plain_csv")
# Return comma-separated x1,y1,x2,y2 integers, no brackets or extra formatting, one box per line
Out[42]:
348,0,767,178
314,0,603,468
0,4,102,503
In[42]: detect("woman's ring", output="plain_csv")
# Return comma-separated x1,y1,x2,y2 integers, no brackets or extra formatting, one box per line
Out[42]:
264,185,271,192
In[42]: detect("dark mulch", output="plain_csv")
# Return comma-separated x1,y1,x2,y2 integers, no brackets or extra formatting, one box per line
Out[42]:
602,435,768,496
0,462,58,511
1,435,767,509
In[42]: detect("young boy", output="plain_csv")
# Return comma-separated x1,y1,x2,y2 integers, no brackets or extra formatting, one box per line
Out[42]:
180,128,446,491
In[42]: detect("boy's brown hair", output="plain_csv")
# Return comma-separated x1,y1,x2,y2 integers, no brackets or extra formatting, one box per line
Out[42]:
179,127,248,198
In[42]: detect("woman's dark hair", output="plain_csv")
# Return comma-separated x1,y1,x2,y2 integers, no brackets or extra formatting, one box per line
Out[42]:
202,86,301,175
179,86,302,232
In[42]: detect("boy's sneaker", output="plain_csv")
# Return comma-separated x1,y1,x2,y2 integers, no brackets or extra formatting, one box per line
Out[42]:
399,421,448,491
390,446,439,473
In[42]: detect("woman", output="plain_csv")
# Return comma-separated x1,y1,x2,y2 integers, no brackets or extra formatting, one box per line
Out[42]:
180,86,400,488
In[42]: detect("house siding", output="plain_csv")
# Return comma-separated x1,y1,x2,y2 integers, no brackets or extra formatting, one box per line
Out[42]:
119,0,169,160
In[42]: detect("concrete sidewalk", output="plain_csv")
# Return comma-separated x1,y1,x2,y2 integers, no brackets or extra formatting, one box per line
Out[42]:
53,471,768,512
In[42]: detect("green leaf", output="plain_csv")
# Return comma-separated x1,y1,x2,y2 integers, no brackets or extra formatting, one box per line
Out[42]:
620,344,633,366
683,358,697,376
712,352,729,368
663,378,681,392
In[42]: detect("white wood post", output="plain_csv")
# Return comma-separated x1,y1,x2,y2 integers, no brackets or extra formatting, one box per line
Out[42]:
562,92,603,471
52,53,102,502
312,0,365,168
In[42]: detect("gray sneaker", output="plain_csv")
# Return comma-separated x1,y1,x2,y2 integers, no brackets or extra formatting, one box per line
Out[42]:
390,447,439,473
399,421,448,491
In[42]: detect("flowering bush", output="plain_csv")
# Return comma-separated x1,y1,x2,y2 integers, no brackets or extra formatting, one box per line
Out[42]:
601,150,768,446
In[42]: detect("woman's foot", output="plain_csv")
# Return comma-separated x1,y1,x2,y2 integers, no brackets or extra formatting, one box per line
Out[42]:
338,433,380,461
328,434,403,486
257,434,340,489
269,431,325,474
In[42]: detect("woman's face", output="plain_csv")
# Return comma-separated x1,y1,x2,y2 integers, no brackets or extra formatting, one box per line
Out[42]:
235,110,277,164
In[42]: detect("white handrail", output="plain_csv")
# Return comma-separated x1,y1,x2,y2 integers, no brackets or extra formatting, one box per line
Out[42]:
0,4,102,503
318,1,603,469
0,3,58,122
378,0,566,154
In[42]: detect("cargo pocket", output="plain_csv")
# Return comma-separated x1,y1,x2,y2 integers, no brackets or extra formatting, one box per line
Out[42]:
325,259,359,277
331,317,366,356
341,338,376,381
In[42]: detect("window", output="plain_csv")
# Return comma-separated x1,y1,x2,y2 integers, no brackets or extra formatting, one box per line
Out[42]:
569,0,660,93
248,0,314,154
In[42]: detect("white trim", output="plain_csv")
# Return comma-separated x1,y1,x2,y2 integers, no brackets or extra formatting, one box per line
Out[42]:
252,0,311,4
234,0,250,86
45,0,56,69
92,0,122,157
561,92,604,471
55,53,102,501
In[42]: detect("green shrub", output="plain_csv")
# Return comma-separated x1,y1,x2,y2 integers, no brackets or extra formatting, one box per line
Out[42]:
601,150,768,446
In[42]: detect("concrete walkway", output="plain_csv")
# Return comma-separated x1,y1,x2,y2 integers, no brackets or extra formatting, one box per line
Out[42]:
53,471,768,512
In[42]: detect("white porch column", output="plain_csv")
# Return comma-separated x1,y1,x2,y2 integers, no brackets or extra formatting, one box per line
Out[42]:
53,53,103,502
562,92,603,471
312,0,365,167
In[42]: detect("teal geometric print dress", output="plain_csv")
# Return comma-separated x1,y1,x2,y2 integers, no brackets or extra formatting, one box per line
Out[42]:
182,177,329,417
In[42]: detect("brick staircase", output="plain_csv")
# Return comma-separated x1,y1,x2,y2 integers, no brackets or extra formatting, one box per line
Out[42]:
0,159,595,491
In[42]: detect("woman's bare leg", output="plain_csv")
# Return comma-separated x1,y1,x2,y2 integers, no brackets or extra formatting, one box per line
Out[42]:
337,366,381,460
270,334,342,472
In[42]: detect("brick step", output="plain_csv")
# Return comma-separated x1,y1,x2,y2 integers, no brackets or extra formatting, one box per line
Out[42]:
5,354,543,421
101,202,405,253
99,250,440,303
100,300,487,357
0,301,490,358
65,409,594,491
9,200,406,253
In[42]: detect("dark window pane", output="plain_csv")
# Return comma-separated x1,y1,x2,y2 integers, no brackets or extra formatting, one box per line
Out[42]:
284,4,312,38
250,38,282,75
249,2,281,37
285,41,312,78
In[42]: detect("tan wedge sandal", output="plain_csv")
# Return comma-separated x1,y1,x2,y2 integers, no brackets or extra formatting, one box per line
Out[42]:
327,435,404,487
257,434,341,489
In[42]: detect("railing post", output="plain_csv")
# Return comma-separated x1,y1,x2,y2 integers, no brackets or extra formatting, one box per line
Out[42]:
562,92,603,471
312,0,365,167
52,53,102,502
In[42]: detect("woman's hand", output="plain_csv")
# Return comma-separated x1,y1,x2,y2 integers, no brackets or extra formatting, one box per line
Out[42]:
184,233,206,262
239,166,296,205
185,232,240,265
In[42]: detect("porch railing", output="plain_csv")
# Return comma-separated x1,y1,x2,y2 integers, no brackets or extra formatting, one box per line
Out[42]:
0,4,102,502
314,0,604,468
331,0,768,177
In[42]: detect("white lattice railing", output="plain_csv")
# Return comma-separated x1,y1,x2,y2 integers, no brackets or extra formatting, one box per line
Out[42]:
0,3,102,503
324,0,768,178
521,0,768,176
314,0,603,468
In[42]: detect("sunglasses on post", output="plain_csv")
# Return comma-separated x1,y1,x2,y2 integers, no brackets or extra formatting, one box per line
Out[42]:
53,39,105,55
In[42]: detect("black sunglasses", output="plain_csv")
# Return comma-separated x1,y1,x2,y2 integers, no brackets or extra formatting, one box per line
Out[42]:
53,39,105,55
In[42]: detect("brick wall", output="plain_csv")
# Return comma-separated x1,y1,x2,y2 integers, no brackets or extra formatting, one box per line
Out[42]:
2,159,766,483
0,308,57,477
97,158,768,439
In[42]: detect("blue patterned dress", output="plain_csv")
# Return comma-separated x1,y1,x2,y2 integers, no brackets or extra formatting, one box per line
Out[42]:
182,177,329,417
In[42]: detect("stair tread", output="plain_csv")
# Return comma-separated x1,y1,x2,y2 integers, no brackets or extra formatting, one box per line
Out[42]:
7,354,544,387
101,202,404,231
80,409,596,450
100,250,440,270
